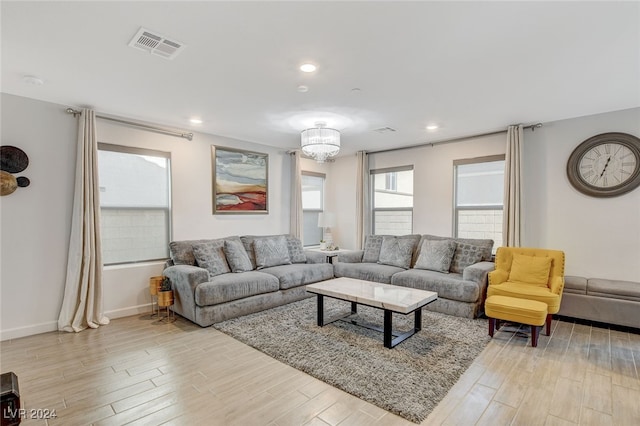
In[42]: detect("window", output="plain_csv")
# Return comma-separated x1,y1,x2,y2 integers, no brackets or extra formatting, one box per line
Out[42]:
371,166,413,235
454,155,505,249
98,144,171,265
301,172,324,246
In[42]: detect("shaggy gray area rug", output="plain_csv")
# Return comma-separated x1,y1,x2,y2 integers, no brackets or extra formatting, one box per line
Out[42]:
214,297,490,423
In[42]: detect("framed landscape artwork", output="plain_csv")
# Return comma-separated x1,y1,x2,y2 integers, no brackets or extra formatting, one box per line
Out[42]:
212,146,268,214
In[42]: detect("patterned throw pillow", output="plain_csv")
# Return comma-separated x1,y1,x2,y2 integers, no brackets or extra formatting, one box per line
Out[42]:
285,235,307,263
414,239,457,273
362,235,385,263
192,240,231,278
450,243,485,274
254,235,292,269
378,236,415,269
169,239,210,266
223,239,253,272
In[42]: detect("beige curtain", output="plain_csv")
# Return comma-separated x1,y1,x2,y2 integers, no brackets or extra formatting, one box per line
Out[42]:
289,150,303,240
355,151,369,249
58,109,110,332
503,125,523,247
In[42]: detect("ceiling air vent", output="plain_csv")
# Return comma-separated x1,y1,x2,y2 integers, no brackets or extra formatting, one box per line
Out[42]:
373,127,397,133
128,27,185,60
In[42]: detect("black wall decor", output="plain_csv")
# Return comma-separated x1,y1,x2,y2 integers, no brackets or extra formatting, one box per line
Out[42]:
0,145,31,196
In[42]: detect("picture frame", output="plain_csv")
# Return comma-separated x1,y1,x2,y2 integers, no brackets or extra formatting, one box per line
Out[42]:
212,146,268,214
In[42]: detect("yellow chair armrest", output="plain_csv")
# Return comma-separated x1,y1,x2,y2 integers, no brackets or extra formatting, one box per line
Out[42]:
550,276,564,295
488,269,509,286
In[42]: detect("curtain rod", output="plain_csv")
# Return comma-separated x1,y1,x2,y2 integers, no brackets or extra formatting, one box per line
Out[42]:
368,123,542,155
65,108,193,141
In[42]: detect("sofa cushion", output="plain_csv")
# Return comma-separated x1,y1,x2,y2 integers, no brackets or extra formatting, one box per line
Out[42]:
169,238,212,266
414,239,456,273
563,276,587,295
334,262,404,284
378,236,415,269
391,269,481,303
587,278,640,302
508,254,551,287
241,234,305,268
450,242,486,274
254,235,292,269
223,239,253,273
487,282,561,313
362,235,384,263
286,236,307,264
261,263,334,290
194,271,279,306
192,240,231,278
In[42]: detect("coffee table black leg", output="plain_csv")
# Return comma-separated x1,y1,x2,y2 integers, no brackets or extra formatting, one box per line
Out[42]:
384,310,393,348
317,294,324,326
415,308,422,331
351,302,357,314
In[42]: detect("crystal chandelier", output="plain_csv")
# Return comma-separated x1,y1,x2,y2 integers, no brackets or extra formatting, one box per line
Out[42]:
300,122,341,163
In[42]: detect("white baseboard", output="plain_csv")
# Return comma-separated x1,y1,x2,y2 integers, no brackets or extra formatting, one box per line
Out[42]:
0,303,153,341
0,321,58,341
105,303,152,319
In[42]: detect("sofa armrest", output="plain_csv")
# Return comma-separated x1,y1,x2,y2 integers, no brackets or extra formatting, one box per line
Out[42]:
463,261,495,283
551,275,564,296
304,250,328,264
336,250,364,263
488,269,509,286
163,265,209,324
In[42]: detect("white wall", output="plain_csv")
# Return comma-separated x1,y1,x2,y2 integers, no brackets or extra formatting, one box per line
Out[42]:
0,94,292,340
523,108,640,281
327,108,640,282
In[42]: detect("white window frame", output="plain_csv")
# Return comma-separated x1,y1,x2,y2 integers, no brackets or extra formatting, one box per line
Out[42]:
370,165,414,235
98,143,172,265
453,154,505,243
301,171,325,247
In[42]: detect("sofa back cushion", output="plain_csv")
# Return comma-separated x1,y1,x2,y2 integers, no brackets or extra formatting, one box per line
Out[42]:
192,239,231,278
223,239,253,273
170,236,244,267
241,234,305,269
414,239,457,273
416,235,493,273
378,236,416,269
363,234,421,264
254,235,292,269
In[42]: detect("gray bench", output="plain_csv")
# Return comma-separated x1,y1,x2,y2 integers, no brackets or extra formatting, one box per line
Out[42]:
558,276,640,329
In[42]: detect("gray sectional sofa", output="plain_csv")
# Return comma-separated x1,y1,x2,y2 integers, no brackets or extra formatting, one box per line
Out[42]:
335,234,495,318
163,234,333,327
558,276,640,329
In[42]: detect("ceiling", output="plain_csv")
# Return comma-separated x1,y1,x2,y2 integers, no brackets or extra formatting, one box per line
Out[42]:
2,1,639,156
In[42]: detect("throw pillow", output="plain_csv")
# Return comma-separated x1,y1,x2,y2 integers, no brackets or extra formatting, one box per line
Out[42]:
414,239,457,273
223,239,253,272
509,254,552,287
378,236,415,269
449,242,485,274
285,235,307,263
254,235,292,269
192,240,231,278
169,239,209,266
362,235,385,263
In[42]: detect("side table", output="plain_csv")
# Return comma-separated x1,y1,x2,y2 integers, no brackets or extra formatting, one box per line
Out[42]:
157,290,176,323
307,248,350,264
149,276,164,318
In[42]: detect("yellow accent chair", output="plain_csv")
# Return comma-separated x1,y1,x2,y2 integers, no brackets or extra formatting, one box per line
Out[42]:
487,247,565,336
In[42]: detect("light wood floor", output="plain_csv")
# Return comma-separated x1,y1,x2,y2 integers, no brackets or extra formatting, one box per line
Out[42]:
1,312,639,426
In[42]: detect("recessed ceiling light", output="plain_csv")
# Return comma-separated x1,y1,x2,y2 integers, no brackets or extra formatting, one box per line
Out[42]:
297,85,309,93
300,63,317,73
426,124,439,130
190,118,203,124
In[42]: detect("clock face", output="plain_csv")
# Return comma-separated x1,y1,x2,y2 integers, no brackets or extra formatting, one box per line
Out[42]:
567,132,640,197
577,143,637,188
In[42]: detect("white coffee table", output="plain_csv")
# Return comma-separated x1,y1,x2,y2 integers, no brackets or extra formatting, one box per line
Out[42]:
306,277,438,348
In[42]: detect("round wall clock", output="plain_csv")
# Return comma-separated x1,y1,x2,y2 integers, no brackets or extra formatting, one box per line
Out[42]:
566,132,640,197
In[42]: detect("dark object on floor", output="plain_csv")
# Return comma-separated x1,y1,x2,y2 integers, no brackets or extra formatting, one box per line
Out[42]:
1,371,20,426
